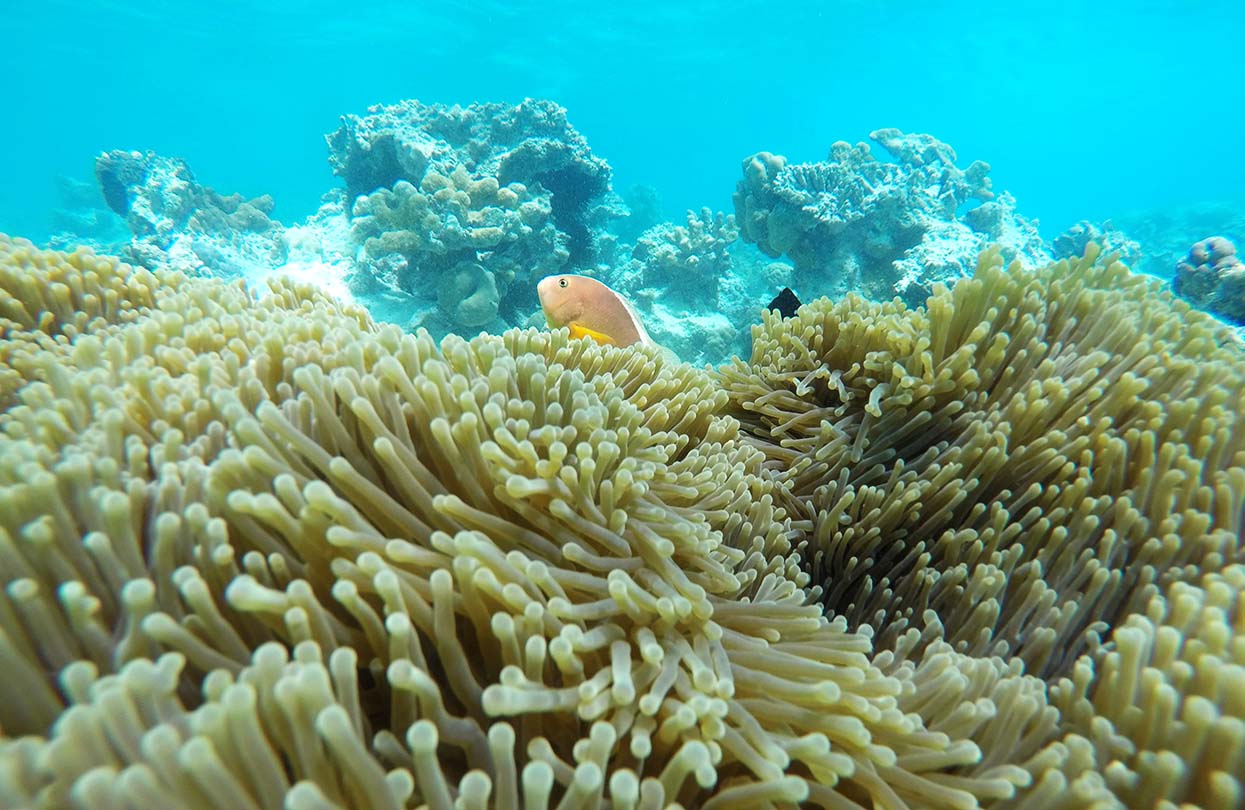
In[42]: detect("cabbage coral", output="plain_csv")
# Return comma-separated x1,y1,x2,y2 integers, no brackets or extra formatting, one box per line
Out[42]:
0,234,1242,810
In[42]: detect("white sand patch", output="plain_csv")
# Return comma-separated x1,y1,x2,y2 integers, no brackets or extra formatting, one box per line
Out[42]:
267,259,358,307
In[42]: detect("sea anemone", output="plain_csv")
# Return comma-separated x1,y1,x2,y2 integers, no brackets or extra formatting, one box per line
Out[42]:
1,235,1242,809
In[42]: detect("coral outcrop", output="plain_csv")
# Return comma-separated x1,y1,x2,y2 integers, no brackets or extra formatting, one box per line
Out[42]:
602,209,752,365
733,130,1050,306
1112,203,1245,281
95,150,287,279
1174,236,1245,324
328,99,617,269
348,167,567,336
1052,219,1142,268
327,99,625,340
614,208,738,305
2,234,1243,810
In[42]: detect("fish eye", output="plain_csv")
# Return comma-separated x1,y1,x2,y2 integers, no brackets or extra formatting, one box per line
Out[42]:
558,278,568,288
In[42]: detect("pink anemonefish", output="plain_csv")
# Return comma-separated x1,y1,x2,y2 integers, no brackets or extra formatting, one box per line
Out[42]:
536,274,656,348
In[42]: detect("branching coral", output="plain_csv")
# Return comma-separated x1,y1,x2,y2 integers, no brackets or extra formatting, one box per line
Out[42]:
349,166,567,332
624,208,739,307
328,99,617,268
1,234,1243,810
602,208,746,367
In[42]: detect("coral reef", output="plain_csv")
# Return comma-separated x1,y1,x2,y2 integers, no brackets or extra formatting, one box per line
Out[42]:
71,101,622,346
328,99,617,269
1174,236,1245,324
1051,219,1142,268
1,234,1243,810
95,149,287,279
733,130,1050,307
618,208,738,306
601,209,753,365
1113,203,1245,280
58,105,1242,375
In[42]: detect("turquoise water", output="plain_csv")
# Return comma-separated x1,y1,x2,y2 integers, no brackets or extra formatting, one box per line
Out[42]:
4,0,1244,242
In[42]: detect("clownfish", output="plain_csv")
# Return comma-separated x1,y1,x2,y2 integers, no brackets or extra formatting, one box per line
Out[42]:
536,274,656,348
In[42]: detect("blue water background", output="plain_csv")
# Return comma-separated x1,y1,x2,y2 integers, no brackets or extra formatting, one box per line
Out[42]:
4,0,1243,244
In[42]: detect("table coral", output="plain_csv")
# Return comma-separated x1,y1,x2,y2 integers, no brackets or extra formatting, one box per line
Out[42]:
1,234,1244,810
733,130,1049,307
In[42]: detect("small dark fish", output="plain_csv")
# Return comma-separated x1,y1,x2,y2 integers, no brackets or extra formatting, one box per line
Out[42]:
766,287,802,318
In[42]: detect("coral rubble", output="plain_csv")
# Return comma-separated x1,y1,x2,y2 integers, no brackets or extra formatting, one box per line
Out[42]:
1,234,1243,810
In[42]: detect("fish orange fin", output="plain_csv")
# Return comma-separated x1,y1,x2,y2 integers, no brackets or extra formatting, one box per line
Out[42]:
568,322,618,346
